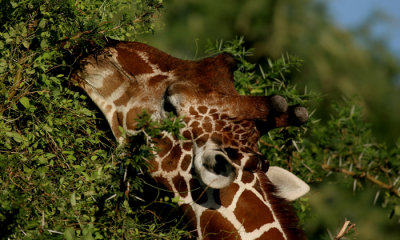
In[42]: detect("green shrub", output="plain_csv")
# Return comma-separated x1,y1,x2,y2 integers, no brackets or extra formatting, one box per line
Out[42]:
0,1,192,239
1,1,399,239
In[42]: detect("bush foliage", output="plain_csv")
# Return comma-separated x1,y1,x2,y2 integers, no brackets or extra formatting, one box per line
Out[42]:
1,1,399,240
0,0,190,239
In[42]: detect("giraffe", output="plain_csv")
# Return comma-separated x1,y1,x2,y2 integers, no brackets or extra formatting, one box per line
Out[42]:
71,41,310,240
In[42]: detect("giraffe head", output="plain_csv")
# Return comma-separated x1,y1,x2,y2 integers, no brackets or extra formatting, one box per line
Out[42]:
72,41,310,240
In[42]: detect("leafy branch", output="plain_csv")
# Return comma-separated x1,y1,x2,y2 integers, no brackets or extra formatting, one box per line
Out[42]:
321,164,400,198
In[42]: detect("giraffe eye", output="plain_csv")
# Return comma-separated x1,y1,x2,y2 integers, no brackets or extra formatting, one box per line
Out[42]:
163,89,178,116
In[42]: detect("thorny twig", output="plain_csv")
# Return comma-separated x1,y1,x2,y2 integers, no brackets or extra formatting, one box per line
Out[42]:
322,164,400,198
334,220,356,240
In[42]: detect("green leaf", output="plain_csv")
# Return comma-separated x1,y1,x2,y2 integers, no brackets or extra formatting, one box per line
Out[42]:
40,39,48,49
22,40,30,49
64,228,76,240
10,1,18,8
19,96,31,109
395,205,400,216
6,131,24,143
70,192,76,206
82,224,95,240
38,19,47,29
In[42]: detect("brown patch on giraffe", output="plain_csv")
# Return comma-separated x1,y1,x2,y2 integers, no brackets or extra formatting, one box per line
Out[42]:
156,137,173,158
220,113,229,120
255,228,285,240
240,132,252,141
196,134,209,148
148,74,168,87
210,133,223,145
202,121,213,133
172,174,188,198
235,129,246,135
161,144,182,172
114,91,131,106
183,117,191,123
181,154,192,171
110,113,121,139
232,124,241,132
203,116,212,122
126,108,139,130
241,171,255,184
211,114,220,121
116,47,153,75
190,121,203,137
230,140,240,148
153,176,173,191
95,71,125,98
197,106,208,114
238,120,249,128
145,48,181,73
200,210,240,240
225,130,234,141
182,142,192,152
214,122,223,132
234,190,274,232
219,183,239,208
189,106,199,116
209,108,218,114
221,125,232,132
222,135,231,146
147,159,159,172
182,130,192,139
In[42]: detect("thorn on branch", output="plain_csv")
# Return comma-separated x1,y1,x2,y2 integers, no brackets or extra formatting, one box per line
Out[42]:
334,220,356,240
321,164,400,198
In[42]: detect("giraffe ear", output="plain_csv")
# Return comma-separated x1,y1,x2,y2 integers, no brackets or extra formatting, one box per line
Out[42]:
194,147,236,189
266,166,310,201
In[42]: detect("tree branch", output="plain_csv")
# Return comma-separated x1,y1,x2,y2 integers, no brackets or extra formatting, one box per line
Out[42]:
321,164,400,198
334,220,356,240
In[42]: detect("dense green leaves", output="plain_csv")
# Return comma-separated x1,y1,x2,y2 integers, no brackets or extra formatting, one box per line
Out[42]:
1,0,400,239
0,0,190,239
